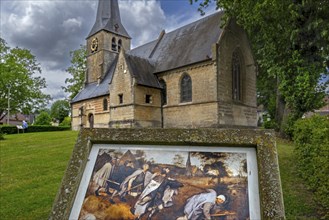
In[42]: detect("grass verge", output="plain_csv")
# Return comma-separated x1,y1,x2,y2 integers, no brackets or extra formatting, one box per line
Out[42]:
0,131,78,220
277,138,318,219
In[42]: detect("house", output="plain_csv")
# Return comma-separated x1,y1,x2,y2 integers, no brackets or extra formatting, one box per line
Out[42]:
71,0,257,130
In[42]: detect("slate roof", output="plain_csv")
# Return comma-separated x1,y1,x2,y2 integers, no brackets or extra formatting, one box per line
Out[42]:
125,54,160,88
88,0,130,39
71,57,118,103
128,11,224,73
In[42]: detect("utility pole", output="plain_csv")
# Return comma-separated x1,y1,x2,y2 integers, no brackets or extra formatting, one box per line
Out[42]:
7,84,11,125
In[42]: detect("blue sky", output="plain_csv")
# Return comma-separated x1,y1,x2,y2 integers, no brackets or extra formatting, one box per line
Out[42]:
0,0,218,101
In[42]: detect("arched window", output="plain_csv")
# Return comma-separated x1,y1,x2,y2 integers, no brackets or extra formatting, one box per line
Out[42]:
232,50,242,101
180,74,192,103
159,79,167,105
112,37,117,51
103,98,108,111
118,39,122,52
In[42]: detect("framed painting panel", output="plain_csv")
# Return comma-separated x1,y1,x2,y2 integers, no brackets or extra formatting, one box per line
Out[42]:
70,145,260,220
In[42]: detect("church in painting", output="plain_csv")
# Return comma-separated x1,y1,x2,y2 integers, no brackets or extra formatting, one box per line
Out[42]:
71,0,258,130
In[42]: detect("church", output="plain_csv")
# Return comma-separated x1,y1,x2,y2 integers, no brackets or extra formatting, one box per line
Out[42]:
71,0,257,130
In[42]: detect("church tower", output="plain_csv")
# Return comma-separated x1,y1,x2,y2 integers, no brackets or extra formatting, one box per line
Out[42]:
86,0,131,84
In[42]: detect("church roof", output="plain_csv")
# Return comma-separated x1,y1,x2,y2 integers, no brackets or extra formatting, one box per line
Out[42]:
125,54,160,88
71,57,118,103
128,11,224,73
87,0,130,39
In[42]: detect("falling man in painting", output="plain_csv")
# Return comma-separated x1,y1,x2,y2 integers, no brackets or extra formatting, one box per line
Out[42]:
117,163,154,202
133,167,183,219
177,189,227,220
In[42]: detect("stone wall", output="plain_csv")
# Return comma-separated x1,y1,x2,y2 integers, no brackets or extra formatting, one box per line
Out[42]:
71,95,110,130
216,20,257,127
158,61,219,128
134,86,162,127
109,51,135,128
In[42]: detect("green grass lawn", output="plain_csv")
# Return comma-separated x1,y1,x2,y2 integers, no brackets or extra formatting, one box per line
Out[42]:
0,131,318,219
0,131,78,220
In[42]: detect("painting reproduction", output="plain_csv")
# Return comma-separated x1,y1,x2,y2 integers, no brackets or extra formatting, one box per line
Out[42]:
70,145,260,220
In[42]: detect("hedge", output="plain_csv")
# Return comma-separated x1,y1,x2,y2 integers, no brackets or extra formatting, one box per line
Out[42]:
0,125,71,135
293,115,329,219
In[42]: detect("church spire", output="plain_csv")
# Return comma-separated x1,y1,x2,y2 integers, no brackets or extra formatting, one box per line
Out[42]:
87,0,130,39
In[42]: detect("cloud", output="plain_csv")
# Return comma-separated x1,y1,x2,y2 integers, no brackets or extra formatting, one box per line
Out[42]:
0,0,216,104
120,0,166,47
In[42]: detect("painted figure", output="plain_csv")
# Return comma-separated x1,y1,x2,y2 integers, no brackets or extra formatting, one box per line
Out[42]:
93,158,117,196
134,168,183,219
118,164,154,201
177,189,226,220
108,160,136,202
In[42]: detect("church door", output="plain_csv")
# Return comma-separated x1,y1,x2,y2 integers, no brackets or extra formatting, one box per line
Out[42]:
88,113,94,128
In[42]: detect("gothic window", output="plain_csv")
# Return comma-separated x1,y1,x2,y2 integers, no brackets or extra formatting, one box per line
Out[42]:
159,79,167,105
118,39,122,52
232,50,242,101
112,37,117,51
180,73,192,103
103,98,108,111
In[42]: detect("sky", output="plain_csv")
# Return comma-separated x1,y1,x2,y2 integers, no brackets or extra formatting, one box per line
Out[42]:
1,0,218,104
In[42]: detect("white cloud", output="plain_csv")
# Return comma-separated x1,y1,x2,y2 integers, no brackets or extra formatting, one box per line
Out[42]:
120,0,166,47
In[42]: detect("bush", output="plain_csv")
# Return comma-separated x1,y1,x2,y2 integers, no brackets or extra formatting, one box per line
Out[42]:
0,129,4,140
0,125,71,134
293,115,329,218
34,111,52,125
59,116,71,127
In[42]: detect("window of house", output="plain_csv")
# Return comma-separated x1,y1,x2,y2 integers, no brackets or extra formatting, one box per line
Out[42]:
159,79,167,105
103,98,108,111
145,95,152,104
232,50,242,101
118,94,123,104
118,39,122,52
112,37,117,51
180,74,192,103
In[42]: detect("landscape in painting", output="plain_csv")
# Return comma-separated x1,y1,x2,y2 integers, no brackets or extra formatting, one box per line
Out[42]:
78,147,250,220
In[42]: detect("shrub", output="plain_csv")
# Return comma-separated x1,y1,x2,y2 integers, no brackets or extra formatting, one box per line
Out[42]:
0,125,70,134
60,116,71,127
293,115,329,218
0,129,4,140
34,111,52,125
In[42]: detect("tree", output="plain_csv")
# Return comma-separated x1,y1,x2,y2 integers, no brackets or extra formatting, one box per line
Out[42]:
62,45,87,100
190,0,329,134
59,116,71,127
0,38,51,121
34,111,52,125
50,100,70,123
172,154,185,167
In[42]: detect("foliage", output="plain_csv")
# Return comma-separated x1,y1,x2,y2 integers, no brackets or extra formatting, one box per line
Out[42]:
262,114,278,130
34,111,52,126
190,0,329,133
293,115,329,218
50,100,70,123
59,116,71,127
0,129,4,140
276,138,318,219
62,44,87,100
0,131,78,219
0,125,70,134
0,38,51,119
